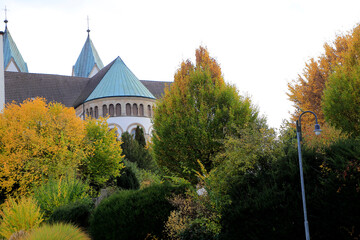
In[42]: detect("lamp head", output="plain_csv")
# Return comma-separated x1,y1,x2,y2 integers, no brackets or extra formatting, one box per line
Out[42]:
314,123,322,136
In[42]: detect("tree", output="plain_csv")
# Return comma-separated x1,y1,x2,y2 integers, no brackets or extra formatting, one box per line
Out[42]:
153,46,258,183
81,118,124,189
0,98,86,197
322,65,360,136
287,30,350,126
134,126,146,147
120,132,154,170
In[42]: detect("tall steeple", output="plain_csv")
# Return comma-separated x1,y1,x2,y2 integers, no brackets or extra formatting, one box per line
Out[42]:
3,9,29,73
72,18,104,78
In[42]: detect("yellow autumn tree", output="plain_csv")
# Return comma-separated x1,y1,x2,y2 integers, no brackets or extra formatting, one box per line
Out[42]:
286,25,358,146
0,98,86,197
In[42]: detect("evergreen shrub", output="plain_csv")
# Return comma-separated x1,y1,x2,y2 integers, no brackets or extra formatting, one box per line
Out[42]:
90,183,187,240
48,200,93,229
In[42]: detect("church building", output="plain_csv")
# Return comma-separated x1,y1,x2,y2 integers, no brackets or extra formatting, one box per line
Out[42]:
0,20,170,139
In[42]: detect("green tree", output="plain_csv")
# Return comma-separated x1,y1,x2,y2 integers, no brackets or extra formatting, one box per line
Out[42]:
322,65,360,136
81,118,124,189
135,126,146,147
153,46,258,183
120,132,154,170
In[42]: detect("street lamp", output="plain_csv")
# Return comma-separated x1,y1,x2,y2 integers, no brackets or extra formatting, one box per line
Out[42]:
296,111,321,240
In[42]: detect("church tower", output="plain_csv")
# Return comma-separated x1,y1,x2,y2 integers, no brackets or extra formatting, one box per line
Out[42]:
72,24,104,78
3,18,28,72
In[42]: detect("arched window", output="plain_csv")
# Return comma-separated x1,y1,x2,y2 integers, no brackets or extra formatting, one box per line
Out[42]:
126,103,131,116
139,104,144,116
90,107,93,118
133,104,138,116
148,105,152,117
86,109,89,117
116,104,121,116
109,104,115,117
94,106,99,119
103,105,108,117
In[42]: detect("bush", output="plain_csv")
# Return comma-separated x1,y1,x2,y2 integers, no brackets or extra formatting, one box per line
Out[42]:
33,176,91,219
0,197,43,239
90,183,187,240
26,223,90,240
115,164,140,190
48,200,93,229
219,138,360,240
121,132,155,170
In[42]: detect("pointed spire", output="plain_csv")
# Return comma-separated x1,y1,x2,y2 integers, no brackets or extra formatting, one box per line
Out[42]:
3,10,28,73
72,20,103,78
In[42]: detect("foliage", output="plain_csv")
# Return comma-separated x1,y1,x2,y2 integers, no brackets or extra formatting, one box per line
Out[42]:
135,126,146,147
208,123,280,208
153,46,258,183
0,98,86,197
81,117,124,189
164,192,220,240
287,26,351,126
288,24,360,139
89,183,187,240
113,161,140,190
219,137,360,240
322,64,360,136
48,200,93,229
25,223,91,240
0,197,43,239
33,176,91,219
121,132,155,170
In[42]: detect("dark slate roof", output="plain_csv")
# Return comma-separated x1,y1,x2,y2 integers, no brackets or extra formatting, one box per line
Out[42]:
140,80,171,99
5,71,89,107
5,70,171,108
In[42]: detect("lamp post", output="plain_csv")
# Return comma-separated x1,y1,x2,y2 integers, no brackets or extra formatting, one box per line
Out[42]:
296,111,321,240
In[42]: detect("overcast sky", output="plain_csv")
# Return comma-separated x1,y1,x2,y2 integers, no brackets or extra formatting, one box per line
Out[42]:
2,0,360,130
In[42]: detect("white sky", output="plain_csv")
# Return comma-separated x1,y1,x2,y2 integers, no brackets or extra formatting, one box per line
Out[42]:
2,0,360,130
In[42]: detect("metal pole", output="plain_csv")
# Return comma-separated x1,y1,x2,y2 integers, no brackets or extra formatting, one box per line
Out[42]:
296,120,310,240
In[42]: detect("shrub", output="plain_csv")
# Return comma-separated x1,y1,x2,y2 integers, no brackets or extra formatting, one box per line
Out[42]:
33,176,91,219
115,164,140,190
90,183,187,240
48,200,93,229
0,197,43,239
26,223,90,240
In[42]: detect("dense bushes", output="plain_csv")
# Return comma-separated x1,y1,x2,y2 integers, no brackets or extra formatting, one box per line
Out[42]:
48,200,93,229
219,138,360,240
90,183,187,240
33,176,91,219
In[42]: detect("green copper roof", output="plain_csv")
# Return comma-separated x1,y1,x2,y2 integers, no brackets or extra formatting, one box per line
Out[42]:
73,34,104,77
3,26,28,72
86,57,155,101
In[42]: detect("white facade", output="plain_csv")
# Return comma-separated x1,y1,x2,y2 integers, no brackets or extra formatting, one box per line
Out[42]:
75,96,156,140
